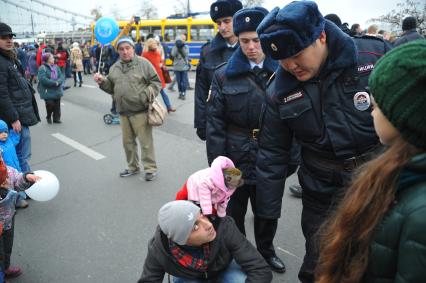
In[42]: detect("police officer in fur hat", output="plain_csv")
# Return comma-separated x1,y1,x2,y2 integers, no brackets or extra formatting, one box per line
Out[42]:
255,2,390,282
206,7,300,273
194,0,242,141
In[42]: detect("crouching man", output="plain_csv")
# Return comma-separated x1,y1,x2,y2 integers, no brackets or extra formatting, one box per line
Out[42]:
138,200,272,283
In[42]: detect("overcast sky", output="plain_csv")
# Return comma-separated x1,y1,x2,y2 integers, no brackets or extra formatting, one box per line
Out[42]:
1,0,406,33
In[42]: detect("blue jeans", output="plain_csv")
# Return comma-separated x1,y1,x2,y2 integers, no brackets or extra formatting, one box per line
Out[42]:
173,260,246,283
15,126,31,172
160,89,172,109
65,60,72,78
184,71,190,88
83,58,91,74
175,71,187,94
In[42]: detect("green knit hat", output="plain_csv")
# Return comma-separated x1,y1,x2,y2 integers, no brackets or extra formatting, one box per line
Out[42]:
369,40,426,149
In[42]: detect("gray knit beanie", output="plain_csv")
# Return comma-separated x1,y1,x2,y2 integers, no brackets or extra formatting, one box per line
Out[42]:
158,201,200,245
116,36,135,48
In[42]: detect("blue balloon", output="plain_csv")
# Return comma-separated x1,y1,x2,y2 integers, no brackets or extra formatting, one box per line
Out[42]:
94,17,119,44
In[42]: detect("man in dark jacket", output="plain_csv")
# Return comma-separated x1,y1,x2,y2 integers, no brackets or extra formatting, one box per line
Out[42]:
194,0,242,141
206,7,298,273
0,22,40,172
393,16,424,47
139,200,272,283
256,2,390,282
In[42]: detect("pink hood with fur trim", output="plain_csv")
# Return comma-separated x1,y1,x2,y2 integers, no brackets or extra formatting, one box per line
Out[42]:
186,156,236,217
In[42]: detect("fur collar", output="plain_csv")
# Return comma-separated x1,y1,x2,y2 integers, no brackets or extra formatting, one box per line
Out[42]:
274,20,357,95
0,48,17,62
225,47,278,77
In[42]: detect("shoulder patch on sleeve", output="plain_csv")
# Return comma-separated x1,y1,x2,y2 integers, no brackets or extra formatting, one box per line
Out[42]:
357,63,375,74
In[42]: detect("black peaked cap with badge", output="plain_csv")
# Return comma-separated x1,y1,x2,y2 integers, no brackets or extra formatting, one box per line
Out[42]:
0,22,16,36
210,0,243,22
233,7,269,36
256,1,325,60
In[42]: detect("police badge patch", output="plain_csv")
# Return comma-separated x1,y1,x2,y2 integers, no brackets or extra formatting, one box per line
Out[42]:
284,91,304,103
353,92,371,111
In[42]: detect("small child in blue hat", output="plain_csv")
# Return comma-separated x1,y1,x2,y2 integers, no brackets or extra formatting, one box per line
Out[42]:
0,120,20,172
0,120,29,209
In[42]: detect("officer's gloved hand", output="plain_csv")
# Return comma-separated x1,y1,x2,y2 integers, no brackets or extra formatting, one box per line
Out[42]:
196,128,206,141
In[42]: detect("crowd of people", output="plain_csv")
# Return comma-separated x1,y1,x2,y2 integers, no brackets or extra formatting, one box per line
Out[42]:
140,0,425,282
0,0,425,282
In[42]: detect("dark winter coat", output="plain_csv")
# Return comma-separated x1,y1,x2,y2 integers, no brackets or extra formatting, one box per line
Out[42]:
194,33,238,131
139,216,272,283
206,47,277,184
393,29,425,47
0,52,40,127
256,21,390,218
363,152,426,283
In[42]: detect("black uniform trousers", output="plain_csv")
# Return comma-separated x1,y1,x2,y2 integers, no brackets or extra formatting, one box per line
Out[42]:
227,164,299,259
0,217,15,272
297,165,350,283
45,99,61,121
226,184,277,258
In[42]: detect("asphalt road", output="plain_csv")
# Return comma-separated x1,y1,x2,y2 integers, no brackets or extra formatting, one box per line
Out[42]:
12,72,304,283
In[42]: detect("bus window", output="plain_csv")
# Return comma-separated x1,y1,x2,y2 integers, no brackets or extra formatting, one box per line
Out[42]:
140,27,162,40
190,25,215,41
164,26,187,42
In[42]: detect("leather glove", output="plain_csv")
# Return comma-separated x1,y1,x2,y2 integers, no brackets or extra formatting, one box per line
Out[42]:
196,128,206,141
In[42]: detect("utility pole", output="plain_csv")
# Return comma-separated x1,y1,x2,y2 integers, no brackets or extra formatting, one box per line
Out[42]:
187,0,191,17
71,16,76,31
31,14,35,36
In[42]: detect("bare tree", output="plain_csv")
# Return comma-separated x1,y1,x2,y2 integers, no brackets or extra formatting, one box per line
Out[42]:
369,0,425,34
140,0,159,19
242,0,265,8
110,4,122,20
174,0,187,16
90,6,103,21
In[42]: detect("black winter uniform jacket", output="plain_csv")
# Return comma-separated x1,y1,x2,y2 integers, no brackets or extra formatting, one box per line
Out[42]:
256,21,391,219
206,48,279,184
194,33,238,133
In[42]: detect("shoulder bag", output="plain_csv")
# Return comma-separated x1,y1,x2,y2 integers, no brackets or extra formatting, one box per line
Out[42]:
161,65,172,83
148,91,167,126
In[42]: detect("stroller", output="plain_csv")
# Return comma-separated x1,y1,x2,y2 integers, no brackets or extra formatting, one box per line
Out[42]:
103,113,120,125
103,100,120,125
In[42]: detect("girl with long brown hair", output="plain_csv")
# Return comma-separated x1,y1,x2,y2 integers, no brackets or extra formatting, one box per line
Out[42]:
316,40,426,283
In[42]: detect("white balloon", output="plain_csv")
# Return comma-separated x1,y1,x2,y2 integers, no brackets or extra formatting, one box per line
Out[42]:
25,170,60,201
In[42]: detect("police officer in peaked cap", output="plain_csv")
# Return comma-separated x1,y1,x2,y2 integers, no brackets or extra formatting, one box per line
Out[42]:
255,2,390,282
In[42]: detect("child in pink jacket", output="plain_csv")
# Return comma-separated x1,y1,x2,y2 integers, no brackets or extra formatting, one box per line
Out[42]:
0,152,39,280
175,156,243,217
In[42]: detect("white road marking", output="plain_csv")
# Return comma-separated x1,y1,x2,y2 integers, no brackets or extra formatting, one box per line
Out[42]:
277,246,303,261
82,84,97,88
51,133,106,160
